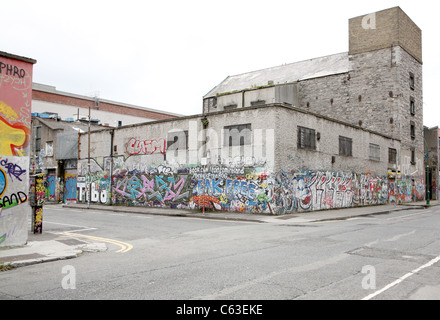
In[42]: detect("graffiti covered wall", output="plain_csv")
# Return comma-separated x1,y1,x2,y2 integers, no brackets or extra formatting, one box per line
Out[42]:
0,52,35,247
76,155,425,215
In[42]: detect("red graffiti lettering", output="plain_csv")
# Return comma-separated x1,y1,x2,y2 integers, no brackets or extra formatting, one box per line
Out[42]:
126,138,166,155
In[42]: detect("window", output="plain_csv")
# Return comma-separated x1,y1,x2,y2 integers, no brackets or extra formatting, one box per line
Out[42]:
35,126,42,153
224,124,252,147
410,97,415,115
410,121,416,140
411,148,416,165
388,148,397,164
409,72,415,90
46,141,54,157
369,143,380,161
297,126,316,150
339,136,352,157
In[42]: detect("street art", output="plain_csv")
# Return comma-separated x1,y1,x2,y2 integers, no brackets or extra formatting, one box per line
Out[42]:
65,174,77,202
113,171,192,207
77,156,427,215
33,207,43,233
0,167,6,198
0,54,34,247
0,158,29,209
77,172,111,204
47,175,56,200
0,115,29,156
0,157,26,182
126,138,166,156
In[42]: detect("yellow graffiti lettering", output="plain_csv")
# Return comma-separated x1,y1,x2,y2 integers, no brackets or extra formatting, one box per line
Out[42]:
0,101,18,122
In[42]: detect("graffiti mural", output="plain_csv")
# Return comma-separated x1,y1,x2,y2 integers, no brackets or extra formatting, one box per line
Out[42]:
77,154,426,215
47,175,56,200
0,53,35,247
65,173,77,202
0,156,31,246
126,138,166,156
112,171,192,207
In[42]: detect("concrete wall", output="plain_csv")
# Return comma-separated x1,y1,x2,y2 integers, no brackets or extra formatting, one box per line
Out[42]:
0,52,35,247
75,105,424,214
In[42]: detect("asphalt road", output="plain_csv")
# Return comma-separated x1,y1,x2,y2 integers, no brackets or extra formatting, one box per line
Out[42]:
1,204,439,301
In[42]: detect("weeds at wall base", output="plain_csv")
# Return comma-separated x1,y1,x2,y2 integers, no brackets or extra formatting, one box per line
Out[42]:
0,263,14,272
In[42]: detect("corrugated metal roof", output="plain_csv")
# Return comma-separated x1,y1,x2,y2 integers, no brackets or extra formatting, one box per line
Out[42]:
35,117,103,132
204,52,350,98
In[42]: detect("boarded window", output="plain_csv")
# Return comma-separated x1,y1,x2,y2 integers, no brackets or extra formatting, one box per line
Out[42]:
297,126,316,150
369,143,380,161
388,148,397,164
339,136,352,157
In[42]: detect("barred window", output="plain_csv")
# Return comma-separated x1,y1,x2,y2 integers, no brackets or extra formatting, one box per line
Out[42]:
339,136,352,157
297,126,316,150
369,143,380,161
388,148,397,164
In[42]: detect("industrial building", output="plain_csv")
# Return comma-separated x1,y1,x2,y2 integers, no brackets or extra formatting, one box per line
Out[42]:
74,7,430,214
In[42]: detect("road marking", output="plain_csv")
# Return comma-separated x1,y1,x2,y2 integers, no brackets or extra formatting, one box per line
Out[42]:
36,221,98,233
60,232,133,253
362,255,440,300
384,230,416,242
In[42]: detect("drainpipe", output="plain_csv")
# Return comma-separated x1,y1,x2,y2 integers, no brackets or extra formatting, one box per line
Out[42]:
109,129,114,206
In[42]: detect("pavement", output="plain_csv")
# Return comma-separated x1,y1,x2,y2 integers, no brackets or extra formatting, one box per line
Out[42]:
1,200,438,270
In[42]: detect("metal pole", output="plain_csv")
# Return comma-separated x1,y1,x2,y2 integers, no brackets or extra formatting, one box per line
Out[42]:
109,129,114,206
422,130,430,205
88,103,91,209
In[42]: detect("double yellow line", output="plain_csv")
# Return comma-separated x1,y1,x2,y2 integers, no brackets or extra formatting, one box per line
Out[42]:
61,232,133,253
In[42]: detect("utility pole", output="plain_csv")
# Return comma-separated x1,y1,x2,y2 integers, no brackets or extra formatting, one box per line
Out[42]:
87,101,91,209
422,130,430,205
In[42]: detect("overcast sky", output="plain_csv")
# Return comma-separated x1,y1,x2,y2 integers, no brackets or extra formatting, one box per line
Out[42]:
2,0,439,127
